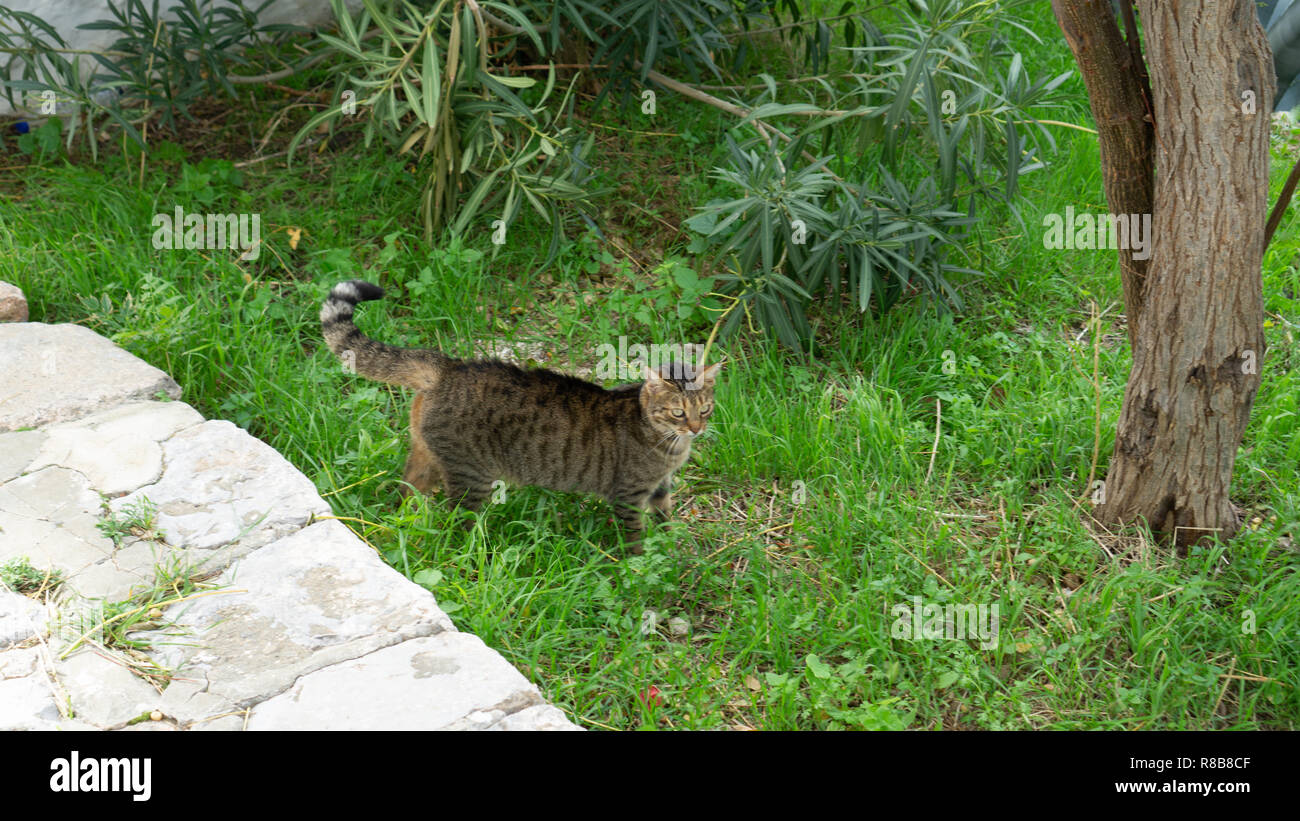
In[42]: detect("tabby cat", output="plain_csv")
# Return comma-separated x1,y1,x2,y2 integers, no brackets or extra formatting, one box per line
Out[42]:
320,280,721,552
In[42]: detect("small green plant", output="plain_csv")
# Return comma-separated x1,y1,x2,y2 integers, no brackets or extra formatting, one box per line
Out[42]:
95,556,210,652
109,272,197,350
14,118,65,163
604,257,719,332
97,496,165,547
0,556,65,596
58,552,223,685
684,0,1070,349
761,652,916,730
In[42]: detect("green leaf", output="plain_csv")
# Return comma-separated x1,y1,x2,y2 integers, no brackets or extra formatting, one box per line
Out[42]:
362,0,401,45
422,32,440,129
486,73,537,89
483,1,546,53
412,568,443,589
745,102,821,121
764,671,789,687
806,653,832,679
400,72,424,122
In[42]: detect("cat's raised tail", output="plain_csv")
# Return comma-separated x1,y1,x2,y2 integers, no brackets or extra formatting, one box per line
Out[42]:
320,279,449,390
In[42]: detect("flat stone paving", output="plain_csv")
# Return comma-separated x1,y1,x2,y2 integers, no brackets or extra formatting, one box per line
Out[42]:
0,321,579,730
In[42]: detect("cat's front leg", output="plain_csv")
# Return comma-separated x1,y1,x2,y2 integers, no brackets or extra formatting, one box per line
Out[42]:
612,494,652,554
648,477,673,522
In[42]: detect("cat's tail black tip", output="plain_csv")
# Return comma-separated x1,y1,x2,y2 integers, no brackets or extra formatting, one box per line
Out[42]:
320,280,382,327
331,279,385,306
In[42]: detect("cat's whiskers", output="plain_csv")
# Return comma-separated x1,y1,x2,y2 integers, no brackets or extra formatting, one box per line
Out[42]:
653,428,687,454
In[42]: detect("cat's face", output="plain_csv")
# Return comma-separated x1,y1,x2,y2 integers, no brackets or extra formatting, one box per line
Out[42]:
639,361,722,441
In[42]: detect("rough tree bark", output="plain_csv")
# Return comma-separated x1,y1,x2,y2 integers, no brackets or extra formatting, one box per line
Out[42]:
1050,0,1154,349
1054,0,1274,547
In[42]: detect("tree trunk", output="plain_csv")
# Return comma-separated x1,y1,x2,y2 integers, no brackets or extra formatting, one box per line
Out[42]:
1051,0,1154,349
1095,0,1273,547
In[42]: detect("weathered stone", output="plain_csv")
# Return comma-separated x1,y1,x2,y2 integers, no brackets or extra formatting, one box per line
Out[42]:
0,323,181,432
55,648,164,728
0,644,41,678
0,465,104,522
0,669,63,729
112,421,331,565
69,538,192,602
0,524,110,587
27,401,204,495
0,468,115,578
0,591,47,649
443,708,508,730
0,429,44,483
104,539,179,579
487,704,582,731
64,560,155,602
245,632,544,730
154,520,453,720
156,678,239,728
0,646,99,731
0,281,27,323
190,715,246,731
0,521,79,568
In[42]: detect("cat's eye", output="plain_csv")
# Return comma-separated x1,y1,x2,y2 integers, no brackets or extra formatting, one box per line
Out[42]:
701,405,713,415
671,409,685,418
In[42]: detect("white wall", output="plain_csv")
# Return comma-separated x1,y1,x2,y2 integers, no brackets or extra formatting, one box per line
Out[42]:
0,0,360,116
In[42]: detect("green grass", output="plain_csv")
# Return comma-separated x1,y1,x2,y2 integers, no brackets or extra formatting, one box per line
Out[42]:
2,4,1298,730
96,495,165,548
1,556,65,597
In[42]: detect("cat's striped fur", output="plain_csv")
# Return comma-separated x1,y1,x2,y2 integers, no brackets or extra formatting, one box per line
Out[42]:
320,279,721,551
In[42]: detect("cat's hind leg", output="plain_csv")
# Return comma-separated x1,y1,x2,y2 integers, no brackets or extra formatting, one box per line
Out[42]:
400,393,443,496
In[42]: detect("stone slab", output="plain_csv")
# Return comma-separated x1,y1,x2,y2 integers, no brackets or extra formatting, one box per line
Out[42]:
27,401,204,495
0,646,105,731
55,648,164,728
244,632,552,730
154,519,454,724
0,322,181,431
112,420,332,566
63,553,158,602
0,653,64,729
0,429,45,483
487,704,583,731
0,467,116,581
0,590,47,649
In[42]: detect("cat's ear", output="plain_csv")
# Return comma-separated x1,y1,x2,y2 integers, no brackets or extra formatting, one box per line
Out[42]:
691,361,724,389
640,362,669,386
